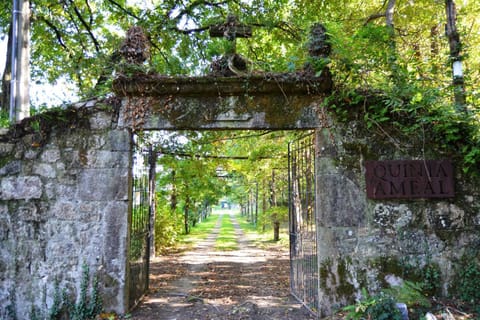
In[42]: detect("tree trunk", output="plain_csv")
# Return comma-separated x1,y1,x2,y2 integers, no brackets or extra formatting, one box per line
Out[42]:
1,22,12,114
270,169,280,242
385,0,399,83
12,0,30,121
170,170,177,211
184,195,190,234
262,178,267,232
430,24,440,73
273,221,280,242
148,148,157,257
445,0,466,111
385,0,396,28
254,181,258,226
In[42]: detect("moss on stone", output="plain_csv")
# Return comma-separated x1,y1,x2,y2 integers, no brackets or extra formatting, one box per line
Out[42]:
336,258,355,297
319,258,333,293
0,155,13,169
319,257,355,299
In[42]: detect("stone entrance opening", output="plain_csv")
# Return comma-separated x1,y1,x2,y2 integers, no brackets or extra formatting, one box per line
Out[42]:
113,69,331,315
127,128,319,316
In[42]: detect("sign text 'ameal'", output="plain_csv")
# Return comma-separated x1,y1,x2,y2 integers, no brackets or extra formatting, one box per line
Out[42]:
365,160,454,199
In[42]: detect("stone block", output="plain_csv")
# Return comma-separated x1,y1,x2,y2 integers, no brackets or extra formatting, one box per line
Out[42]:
0,143,14,155
0,160,21,176
24,149,40,160
78,169,128,201
88,134,107,149
108,130,131,152
88,151,130,168
40,149,61,163
103,201,128,263
51,201,77,220
0,207,9,241
316,174,366,227
33,163,56,178
78,202,102,222
90,111,112,129
1,176,43,200
18,202,44,222
55,183,77,199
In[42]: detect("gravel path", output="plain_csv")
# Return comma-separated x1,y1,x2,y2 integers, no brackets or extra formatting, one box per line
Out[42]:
130,212,316,320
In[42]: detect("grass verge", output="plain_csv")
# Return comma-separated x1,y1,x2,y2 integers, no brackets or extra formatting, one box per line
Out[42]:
236,213,289,249
177,214,219,250
214,213,239,251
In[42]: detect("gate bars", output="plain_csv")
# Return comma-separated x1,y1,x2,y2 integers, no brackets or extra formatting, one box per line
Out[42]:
128,146,156,309
288,132,319,316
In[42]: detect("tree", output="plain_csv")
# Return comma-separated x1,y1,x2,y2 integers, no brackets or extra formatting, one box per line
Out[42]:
1,0,479,109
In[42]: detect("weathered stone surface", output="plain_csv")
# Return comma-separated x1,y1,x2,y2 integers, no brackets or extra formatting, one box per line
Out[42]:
85,150,130,168
113,74,332,97
24,149,40,160
90,111,112,129
0,160,21,176
33,162,57,178
17,202,43,222
0,143,14,155
316,174,366,227
120,95,321,130
40,148,61,163
78,169,128,201
1,176,43,200
108,130,131,151
426,203,465,230
0,205,9,241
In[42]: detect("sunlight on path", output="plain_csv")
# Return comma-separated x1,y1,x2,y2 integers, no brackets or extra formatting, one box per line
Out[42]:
130,210,315,320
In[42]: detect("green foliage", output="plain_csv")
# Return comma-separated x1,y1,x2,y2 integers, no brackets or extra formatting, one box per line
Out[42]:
383,281,431,308
47,264,103,320
177,214,218,250
47,281,64,319
154,204,183,254
214,212,239,251
456,259,480,304
0,110,9,128
421,264,441,296
343,289,402,320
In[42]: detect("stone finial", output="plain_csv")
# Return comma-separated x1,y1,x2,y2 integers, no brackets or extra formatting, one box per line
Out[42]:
308,23,331,58
209,15,252,76
303,23,332,78
209,14,253,42
120,26,150,64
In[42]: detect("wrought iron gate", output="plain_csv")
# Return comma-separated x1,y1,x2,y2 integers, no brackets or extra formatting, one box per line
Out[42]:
288,132,319,316
128,147,156,309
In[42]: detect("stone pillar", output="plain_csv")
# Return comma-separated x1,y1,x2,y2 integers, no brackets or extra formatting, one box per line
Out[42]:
315,127,367,316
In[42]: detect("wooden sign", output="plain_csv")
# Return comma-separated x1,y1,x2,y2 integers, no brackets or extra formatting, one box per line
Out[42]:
365,160,454,199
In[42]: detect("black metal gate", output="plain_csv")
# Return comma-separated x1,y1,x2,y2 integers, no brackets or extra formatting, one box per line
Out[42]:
288,132,319,316
128,147,156,309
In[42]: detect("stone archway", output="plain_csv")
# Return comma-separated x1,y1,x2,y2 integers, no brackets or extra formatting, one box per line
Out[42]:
112,71,333,314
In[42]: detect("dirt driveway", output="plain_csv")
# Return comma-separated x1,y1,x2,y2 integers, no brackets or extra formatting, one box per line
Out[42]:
129,212,316,320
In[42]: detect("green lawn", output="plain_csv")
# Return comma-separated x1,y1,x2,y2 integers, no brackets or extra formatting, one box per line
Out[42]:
176,209,289,252
214,213,239,251
177,214,219,250
236,213,289,249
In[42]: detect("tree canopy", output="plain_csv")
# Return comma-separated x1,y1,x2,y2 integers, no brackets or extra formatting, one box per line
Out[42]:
0,0,478,105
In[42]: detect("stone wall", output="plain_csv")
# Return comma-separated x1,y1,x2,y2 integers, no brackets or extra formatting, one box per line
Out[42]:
315,110,480,316
0,101,131,319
